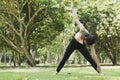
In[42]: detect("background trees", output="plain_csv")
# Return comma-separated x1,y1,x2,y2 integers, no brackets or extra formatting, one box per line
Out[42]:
0,0,69,66
77,0,120,65
0,0,120,66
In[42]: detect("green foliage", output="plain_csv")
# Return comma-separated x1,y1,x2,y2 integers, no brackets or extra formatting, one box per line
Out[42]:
37,0,120,64
0,0,67,52
30,0,71,49
0,0,120,65
0,0,71,65
76,0,120,64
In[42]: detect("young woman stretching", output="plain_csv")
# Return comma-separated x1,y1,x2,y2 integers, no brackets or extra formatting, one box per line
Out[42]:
55,0,102,75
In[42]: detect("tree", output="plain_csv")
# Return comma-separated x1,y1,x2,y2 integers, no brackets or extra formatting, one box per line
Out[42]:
77,0,120,65
0,0,67,66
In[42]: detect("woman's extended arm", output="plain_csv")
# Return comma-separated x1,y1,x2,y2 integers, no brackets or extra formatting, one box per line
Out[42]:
71,0,89,33
90,44,100,65
90,44,102,74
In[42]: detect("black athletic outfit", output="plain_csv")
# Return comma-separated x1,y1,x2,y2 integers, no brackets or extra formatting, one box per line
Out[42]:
56,37,98,73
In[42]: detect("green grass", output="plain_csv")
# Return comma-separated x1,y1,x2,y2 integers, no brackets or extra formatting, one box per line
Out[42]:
0,66,120,80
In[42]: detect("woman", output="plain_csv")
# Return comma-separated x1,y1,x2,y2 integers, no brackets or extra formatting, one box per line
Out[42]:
55,0,102,75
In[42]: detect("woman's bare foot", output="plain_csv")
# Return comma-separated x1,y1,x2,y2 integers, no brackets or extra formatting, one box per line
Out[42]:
97,66,102,75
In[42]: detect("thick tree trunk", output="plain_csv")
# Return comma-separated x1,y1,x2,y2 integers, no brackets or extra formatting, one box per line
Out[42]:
23,47,35,66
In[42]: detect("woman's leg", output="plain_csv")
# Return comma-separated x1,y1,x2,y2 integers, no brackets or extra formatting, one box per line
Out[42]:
77,45,98,72
56,38,76,73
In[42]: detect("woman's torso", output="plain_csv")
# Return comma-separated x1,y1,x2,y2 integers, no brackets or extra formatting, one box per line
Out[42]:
74,32,84,44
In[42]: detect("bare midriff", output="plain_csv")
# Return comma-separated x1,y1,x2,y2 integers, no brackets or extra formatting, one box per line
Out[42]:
74,32,84,44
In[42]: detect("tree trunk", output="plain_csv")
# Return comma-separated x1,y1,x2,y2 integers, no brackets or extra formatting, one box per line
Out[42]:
111,52,117,65
106,51,117,65
17,53,21,66
3,48,7,65
46,51,51,64
10,51,16,67
23,47,35,66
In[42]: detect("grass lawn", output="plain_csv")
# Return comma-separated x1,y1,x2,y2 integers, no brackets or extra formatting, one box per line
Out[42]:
0,66,120,80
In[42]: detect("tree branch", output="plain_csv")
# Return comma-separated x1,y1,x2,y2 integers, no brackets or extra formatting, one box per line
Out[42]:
25,6,45,38
7,12,26,28
20,0,28,13
0,33,21,53
5,21,20,36
0,13,24,42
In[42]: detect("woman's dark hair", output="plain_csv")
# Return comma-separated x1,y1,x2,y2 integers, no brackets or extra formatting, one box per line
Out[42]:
84,33,95,45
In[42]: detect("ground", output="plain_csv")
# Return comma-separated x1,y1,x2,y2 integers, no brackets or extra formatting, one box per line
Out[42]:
0,66,120,80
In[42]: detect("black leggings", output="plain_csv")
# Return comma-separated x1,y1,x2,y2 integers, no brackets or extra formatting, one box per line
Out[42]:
56,38,98,73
